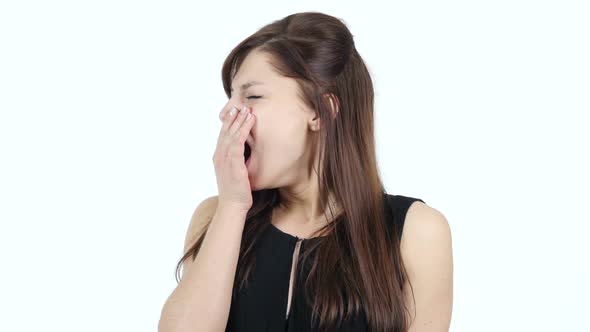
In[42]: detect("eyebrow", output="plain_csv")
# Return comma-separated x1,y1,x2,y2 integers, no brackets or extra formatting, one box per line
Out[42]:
230,80,264,93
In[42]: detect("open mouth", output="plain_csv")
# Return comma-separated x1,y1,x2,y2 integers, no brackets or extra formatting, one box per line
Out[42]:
244,142,252,163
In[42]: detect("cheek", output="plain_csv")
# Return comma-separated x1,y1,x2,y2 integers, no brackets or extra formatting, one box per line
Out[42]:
254,105,308,157
263,121,307,159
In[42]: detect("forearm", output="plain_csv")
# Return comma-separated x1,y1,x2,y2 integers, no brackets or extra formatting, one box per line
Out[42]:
159,207,247,332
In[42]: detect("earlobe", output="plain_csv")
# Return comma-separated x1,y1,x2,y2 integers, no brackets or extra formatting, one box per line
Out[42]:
310,116,321,131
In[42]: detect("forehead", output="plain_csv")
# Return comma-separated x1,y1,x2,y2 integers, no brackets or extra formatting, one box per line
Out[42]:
231,50,280,92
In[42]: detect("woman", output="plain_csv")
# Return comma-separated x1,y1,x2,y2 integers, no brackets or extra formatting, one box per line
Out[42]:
159,11,453,332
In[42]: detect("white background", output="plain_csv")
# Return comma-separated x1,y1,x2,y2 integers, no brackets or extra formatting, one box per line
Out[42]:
1,1,588,331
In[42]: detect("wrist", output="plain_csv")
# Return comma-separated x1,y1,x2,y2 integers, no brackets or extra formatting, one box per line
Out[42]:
215,204,250,219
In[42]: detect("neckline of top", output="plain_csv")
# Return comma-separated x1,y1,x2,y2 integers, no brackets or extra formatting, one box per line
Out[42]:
268,221,327,242
266,193,401,243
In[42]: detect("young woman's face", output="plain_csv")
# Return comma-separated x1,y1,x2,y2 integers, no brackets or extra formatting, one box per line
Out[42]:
227,49,319,190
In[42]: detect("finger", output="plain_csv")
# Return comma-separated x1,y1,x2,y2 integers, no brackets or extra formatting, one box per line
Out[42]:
228,106,251,137
223,106,250,159
219,103,235,121
217,105,248,162
220,105,243,135
214,104,238,162
217,105,242,147
228,111,255,163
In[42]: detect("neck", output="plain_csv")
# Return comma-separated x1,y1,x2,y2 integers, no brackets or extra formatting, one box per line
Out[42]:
277,182,341,226
277,136,342,225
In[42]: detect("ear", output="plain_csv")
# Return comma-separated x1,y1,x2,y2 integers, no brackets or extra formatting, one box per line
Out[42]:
309,93,340,132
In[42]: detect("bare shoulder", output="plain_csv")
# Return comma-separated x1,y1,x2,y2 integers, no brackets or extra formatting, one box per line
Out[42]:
399,201,453,331
401,201,452,247
184,195,219,253
400,200,453,271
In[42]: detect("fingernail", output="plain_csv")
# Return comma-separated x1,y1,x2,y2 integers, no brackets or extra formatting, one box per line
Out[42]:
229,107,237,116
240,106,248,113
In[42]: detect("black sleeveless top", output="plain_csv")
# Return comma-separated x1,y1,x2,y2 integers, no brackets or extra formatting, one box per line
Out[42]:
225,193,425,332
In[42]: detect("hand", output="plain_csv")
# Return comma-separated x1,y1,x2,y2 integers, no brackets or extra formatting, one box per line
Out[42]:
212,104,256,213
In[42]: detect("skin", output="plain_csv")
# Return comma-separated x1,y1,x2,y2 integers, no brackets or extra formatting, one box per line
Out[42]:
225,48,341,237
402,201,454,331
223,48,454,330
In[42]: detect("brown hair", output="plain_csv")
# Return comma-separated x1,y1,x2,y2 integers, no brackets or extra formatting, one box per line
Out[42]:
176,11,415,332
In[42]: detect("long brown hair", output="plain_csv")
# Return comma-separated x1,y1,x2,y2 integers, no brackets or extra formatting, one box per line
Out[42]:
176,11,415,332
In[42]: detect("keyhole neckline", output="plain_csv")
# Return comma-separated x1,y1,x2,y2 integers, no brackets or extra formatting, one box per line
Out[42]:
268,221,327,243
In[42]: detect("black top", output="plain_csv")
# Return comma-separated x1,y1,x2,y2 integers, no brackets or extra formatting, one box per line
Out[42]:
225,193,425,332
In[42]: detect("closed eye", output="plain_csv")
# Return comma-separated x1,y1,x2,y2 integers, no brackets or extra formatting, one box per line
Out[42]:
247,96,262,100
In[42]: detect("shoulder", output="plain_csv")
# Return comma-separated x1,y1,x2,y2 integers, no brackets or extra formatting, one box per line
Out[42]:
383,193,450,249
400,200,451,248
192,195,219,218
383,194,426,235
184,195,219,253
399,200,454,330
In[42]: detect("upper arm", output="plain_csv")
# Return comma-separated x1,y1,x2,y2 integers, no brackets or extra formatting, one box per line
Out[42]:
400,201,454,332
183,195,219,257
160,196,220,330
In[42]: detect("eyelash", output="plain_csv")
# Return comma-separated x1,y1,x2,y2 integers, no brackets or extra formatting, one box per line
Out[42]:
247,96,262,100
